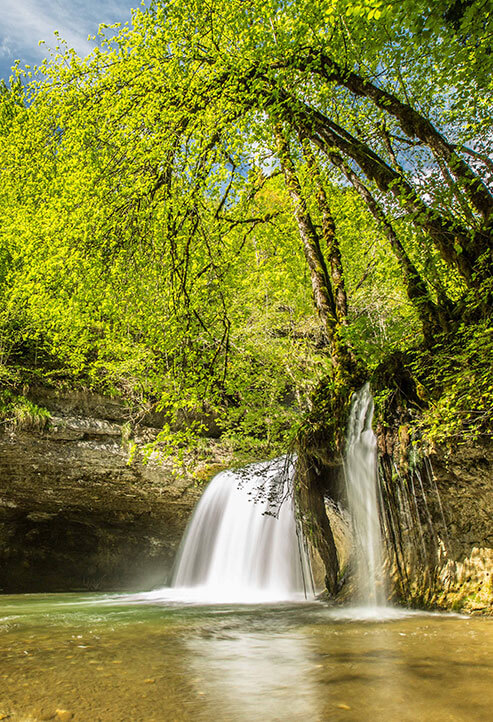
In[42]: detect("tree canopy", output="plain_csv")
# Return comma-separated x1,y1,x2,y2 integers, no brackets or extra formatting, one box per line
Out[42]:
0,0,492,452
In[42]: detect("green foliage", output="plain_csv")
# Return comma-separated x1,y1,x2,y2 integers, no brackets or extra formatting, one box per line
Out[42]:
412,321,493,444
0,0,490,455
0,391,51,431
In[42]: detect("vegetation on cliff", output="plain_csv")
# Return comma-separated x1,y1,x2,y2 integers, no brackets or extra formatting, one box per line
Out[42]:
0,0,491,459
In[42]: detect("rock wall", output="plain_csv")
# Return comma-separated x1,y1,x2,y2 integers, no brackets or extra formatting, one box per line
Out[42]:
297,402,492,614
0,388,214,593
378,434,493,614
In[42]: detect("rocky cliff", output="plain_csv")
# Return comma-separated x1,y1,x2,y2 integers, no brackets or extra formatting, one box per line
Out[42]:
379,434,493,614
0,388,217,593
295,380,493,614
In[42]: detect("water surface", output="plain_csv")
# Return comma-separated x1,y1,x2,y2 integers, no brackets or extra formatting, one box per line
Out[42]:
1,594,492,721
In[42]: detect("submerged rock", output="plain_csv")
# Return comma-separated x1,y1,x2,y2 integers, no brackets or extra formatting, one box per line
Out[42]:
54,710,73,722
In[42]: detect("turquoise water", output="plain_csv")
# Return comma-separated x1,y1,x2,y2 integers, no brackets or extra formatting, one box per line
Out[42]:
1,594,492,721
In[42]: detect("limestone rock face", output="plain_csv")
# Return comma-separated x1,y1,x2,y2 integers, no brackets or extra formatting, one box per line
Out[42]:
379,436,493,614
298,414,492,613
0,389,205,593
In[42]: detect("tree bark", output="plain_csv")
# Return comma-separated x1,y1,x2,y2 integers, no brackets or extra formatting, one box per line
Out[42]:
302,141,349,326
274,125,338,351
330,151,451,339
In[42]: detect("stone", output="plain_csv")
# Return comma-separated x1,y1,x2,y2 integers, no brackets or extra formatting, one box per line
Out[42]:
0,387,212,593
378,428,493,614
55,710,73,722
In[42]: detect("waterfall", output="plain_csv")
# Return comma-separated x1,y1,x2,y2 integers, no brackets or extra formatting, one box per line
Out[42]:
345,383,386,607
164,458,314,604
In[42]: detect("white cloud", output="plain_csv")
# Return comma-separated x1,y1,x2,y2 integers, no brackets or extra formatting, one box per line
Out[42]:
0,36,13,59
0,0,137,77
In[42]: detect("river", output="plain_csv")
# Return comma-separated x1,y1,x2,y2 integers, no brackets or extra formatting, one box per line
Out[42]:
1,594,492,721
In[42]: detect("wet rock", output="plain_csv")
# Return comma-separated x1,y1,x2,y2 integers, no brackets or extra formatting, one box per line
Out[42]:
378,436,493,614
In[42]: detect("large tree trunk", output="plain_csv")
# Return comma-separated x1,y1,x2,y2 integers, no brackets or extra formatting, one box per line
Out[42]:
329,151,452,340
289,51,493,224
274,125,338,350
302,142,349,326
296,452,340,595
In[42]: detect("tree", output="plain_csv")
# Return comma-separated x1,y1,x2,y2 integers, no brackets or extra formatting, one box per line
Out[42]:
1,0,491,593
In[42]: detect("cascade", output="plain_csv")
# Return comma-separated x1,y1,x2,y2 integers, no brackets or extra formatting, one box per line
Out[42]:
344,383,386,607
161,458,314,604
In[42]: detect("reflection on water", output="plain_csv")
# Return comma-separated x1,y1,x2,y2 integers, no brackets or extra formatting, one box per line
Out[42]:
0,595,492,721
187,629,320,721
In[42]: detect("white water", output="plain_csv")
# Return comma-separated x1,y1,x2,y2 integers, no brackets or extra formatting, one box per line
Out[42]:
150,458,314,604
345,383,386,607
137,386,386,608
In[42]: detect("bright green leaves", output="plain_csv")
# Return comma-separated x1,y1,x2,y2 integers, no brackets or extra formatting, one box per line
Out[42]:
412,321,493,444
0,0,490,451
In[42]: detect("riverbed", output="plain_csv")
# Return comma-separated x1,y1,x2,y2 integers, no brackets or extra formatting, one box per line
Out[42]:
1,595,492,721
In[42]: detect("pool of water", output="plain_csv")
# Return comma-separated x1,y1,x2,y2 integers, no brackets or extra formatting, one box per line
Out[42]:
0,594,492,721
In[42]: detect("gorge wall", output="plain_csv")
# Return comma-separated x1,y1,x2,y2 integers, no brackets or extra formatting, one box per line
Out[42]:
1,384,491,613
296,384,492,614
378,432,493,614
0,388,218,593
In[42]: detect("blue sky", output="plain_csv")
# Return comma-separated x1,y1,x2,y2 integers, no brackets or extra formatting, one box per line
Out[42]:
0,0,143,82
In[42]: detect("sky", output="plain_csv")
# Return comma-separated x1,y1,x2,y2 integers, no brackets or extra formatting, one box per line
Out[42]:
0,0,143,82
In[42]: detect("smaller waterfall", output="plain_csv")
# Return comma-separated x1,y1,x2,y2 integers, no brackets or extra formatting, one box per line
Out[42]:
345,384,386,607
160,458,313,604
